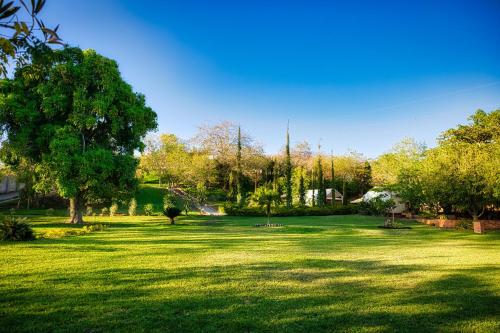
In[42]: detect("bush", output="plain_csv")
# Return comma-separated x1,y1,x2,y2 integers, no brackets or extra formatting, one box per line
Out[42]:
109,203,119,217
101,207,109,216
85,206,93,216
45,208,55,216
222,204,358,217
163,207,182,224
456,219,473,230
144,203,154,216
128,198,137,216
0,215,35,241
82,223,109,233
358,197,395,216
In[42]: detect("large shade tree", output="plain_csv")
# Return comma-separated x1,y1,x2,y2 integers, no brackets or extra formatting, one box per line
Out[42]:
0,47,157,223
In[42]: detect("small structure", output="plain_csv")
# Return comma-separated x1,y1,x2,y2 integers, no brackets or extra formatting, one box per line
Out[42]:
351,189,406,214
305,188,343,206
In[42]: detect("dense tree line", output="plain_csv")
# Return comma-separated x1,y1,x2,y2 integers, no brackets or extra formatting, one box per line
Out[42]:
373,110,499,220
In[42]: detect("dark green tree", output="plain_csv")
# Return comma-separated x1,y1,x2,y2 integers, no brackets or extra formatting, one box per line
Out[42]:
311,168,316,207
0,47,157,223
284,123,292,208
236,125,244,205
359,161,372,194
316,156,326,206
298,167,306,206
330,155,335,207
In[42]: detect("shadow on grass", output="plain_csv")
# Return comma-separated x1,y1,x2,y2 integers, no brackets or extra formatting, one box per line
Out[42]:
1,258,498,332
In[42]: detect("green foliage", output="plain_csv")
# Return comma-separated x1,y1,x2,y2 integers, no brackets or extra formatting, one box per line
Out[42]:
223,203,357,216
100,207,109,216
285,124,292,208
440,109,500,144
45,208,54,216
250,186,280,222
456,219,473,230
236,126,244,205
358,161,372,194
0,0,62,77
0,46,158,223
298,168,306,206
0,214,35,241
85,206,94,216
109,203,119,217
128,198,137,216
82,223,109,233
143,203,155,216
316,156,326,206
163,207,182,224
163,192,176,210
358,197,395,216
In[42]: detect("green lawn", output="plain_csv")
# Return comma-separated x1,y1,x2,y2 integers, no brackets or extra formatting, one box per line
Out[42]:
0,214,499,332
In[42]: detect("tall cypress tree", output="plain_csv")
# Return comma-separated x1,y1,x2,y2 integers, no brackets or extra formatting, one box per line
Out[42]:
311,167,316,207
298,167,306,206
330,154,335,207
236,126,244,205
359,161,372,195
285,123,292,208
317,155,326,206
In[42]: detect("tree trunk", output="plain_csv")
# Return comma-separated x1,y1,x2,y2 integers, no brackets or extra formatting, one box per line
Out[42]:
170,217,175,225
69,196,84,224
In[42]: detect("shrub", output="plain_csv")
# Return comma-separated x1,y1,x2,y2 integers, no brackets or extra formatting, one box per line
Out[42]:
45,208,55,216
101,207,109,216
222,204,358,217
109,203,119,217
164,207,182,224
0,215,35,241
128,198,137,216
358,197,395,216
85,206,93,216
82,223,109,233
144,203,154,216
456,219,473,230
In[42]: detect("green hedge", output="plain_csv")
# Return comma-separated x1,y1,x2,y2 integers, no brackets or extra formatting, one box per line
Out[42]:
222,204,358,217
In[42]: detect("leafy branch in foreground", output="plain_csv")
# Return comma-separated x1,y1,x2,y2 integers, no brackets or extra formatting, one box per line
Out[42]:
0,0,62,77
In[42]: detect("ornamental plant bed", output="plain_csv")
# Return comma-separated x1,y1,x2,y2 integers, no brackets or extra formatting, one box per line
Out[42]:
377,225,412,229
254,223,283,227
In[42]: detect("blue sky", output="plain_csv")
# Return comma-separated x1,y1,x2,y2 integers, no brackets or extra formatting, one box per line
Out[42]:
44,0,500,156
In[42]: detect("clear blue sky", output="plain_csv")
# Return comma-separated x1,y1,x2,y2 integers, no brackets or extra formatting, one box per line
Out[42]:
44,0,500,157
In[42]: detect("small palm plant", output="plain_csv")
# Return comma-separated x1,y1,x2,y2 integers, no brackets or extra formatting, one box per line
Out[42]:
163,193,181,224
251,187,280,224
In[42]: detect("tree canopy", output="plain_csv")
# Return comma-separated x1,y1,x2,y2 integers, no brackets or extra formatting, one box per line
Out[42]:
0,46,157,223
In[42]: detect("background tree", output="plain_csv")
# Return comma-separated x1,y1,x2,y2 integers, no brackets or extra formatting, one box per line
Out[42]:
298,167,306,206
284,123,292,208
0,47,157,223
236,126,244,205
330,155,335,207
316,156,326,206
371,138,426,186
358,161,372,195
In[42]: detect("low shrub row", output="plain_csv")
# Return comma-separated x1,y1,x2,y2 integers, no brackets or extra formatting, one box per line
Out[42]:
222,204,358,217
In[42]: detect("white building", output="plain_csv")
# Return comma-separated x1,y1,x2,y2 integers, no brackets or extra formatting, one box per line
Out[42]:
305,188,343,206
351,189,406,213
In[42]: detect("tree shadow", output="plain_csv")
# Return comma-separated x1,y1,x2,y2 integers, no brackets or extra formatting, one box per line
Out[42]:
1,257,498,332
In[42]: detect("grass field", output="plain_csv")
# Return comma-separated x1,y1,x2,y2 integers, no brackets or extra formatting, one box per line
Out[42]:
0,214,499,332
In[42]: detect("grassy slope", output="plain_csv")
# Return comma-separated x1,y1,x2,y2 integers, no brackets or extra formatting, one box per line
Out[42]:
0,214,499,333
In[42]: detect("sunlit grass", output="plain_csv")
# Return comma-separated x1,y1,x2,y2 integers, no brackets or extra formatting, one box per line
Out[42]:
0,214,499,332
